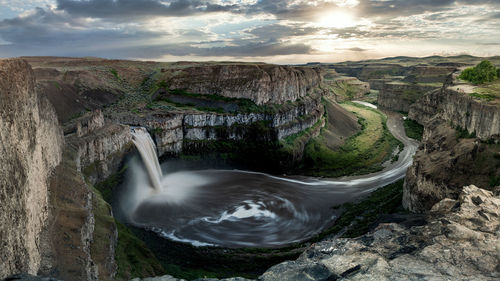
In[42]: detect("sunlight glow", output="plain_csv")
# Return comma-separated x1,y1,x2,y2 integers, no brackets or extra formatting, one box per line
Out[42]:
316,11,357,28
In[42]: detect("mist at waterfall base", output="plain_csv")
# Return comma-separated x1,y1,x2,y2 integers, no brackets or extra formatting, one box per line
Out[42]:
116,128,415,248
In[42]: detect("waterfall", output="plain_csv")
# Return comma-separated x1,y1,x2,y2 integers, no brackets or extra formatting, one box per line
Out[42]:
131,127,163,191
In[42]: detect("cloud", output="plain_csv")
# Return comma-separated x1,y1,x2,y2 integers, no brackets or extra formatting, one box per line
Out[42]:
338,47,369,52
56,0,237,19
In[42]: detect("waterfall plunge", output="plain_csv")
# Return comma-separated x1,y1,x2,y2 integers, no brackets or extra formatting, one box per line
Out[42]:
131,127,163,191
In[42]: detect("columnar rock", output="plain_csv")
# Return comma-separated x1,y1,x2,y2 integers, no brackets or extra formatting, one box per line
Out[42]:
377,82,441,112
163,64,324,105
409,71,500,140
0,59,64,278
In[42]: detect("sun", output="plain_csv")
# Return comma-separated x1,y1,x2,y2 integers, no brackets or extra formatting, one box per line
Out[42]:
316,11,357,28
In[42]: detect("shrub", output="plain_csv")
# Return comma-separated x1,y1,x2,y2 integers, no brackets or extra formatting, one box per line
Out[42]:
459,60,498,84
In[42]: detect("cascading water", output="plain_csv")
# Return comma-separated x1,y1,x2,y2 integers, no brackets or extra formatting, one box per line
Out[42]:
130,127,163,191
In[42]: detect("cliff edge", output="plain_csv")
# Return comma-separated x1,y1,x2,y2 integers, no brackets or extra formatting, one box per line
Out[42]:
0,59,64,278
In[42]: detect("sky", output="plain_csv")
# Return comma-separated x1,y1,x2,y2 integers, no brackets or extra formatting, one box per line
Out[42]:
0,0,499,63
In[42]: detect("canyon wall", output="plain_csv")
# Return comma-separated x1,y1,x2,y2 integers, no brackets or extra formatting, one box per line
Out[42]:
404,71,500,212
160,64,325,105
377,82,441,112
409,71,500,140
0,59,64,278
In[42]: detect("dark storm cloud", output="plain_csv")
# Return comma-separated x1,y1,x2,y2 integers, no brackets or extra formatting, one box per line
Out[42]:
56,0,237,19
0,7,167,45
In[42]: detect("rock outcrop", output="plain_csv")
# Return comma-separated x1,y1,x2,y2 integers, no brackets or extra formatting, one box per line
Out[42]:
403,70,500,212
403,117,499,212
377,82,441,112
261,185,500,281
0,59,64,278
409,71,500,140
160,64,325,105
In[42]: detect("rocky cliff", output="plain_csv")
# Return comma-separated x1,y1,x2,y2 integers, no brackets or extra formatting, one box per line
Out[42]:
404,70,500,213
0,59,64,278
377,82,441,112
159,64,324,105
409,71,500,140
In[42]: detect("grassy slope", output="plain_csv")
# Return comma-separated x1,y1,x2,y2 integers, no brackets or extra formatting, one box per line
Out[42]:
300,102,402,177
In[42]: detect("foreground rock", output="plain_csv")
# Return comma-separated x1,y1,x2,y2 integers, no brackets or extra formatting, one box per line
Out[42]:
262,185,499,281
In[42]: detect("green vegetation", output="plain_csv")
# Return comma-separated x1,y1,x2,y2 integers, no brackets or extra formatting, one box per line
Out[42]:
489,174,500,187
301,102,402,177
155,87,283,114
90,173,166,281
311,179,405,241
329,80,362,100
459,60,499,84
403,119,424,141
455,126,476,140
52,81,62,90
470,92,496,102
110,68,120,80
114,222,166,280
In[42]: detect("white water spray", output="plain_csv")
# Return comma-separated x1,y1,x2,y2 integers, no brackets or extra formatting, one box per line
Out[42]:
131,127,163,191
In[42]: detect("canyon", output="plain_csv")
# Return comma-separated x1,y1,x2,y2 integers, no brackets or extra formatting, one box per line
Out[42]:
1,55,499,281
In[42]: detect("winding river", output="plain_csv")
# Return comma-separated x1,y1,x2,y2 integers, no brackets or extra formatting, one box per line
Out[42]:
115,103,419,248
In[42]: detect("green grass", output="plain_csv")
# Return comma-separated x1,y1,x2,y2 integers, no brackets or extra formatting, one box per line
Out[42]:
114,222,166,280
470,92,496,102
154,87,281,114
329,81,362,100
301,102,402,177
403,119,424,141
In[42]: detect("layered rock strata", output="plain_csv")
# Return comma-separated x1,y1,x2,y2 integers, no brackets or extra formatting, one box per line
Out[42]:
409,71,500,140
161,64,324,105
377,82,441,112
403,70,500,212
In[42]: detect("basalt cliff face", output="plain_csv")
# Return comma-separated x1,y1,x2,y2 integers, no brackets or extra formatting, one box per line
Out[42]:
404,71,500,213
0,59,64,278
161,64,325,105
409,71,500,140
377,82,441,112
